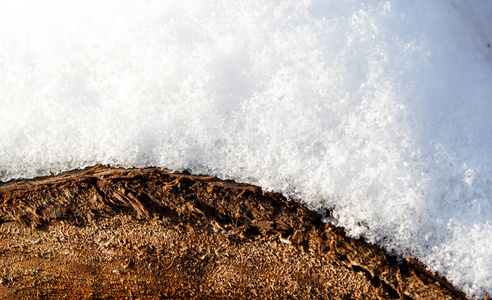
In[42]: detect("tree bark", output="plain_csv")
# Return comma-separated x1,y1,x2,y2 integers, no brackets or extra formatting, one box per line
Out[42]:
0,165,463,299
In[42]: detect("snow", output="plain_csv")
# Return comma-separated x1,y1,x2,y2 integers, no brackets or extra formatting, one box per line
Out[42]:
1,0,491,298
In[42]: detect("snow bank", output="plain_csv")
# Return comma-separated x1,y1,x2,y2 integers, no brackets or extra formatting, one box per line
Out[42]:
1,0,491,297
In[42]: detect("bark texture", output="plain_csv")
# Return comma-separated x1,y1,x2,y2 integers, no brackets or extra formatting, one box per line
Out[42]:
0,165,465,299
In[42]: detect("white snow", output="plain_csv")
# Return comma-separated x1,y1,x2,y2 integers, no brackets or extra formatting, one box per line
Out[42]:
1,0,491,298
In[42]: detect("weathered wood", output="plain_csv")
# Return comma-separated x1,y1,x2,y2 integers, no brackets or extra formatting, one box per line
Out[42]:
0,165,465,299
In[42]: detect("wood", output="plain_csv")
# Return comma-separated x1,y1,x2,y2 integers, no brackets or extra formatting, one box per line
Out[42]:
0,165,470,299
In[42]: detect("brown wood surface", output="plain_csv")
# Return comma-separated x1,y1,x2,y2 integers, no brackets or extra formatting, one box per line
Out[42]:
0,165,467,299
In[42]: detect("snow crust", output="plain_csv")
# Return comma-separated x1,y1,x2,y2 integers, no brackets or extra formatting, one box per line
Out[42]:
1,0,491,297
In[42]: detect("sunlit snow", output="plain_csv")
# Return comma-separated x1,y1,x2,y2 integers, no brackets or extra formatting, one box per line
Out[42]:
1,0,491,298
